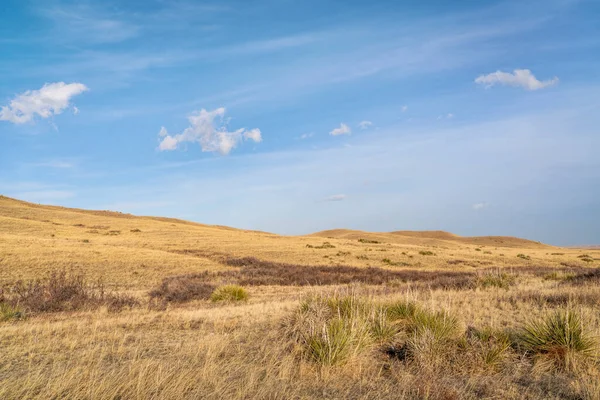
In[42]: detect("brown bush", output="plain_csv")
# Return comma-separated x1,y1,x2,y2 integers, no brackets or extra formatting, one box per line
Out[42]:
223,257,476,289
2,270,138,314
149,272,215,303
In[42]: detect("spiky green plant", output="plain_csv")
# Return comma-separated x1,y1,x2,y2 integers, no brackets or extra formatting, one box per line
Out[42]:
0,302,23,322
519,310,597,371
210,285,249,302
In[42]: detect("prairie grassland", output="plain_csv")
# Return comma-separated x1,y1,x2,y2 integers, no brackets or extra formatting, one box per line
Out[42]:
1,195,600,399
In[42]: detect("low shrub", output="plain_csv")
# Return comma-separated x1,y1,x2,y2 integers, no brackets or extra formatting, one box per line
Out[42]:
358,238,380,244
517,254,531,260
210,285,249,302
149,273,215,303
419,251,435,256
2,271,138,314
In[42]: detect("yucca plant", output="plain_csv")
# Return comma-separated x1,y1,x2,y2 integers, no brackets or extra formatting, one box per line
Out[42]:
0,302,23,322
519,309,597,371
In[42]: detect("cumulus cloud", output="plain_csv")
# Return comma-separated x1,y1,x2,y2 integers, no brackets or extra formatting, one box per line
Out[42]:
472,202,488,210
358,120,373,130
0,82,88,124
475,69,558,91
329,123,351,136
157,107,262,155
324,194,346,202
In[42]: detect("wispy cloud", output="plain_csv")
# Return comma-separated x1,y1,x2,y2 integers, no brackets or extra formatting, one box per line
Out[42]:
323,194,346,202
475,69,559,90
299,132,314,140
158,108,262,155
0,82,88,124
358,120,373,130
472,202,487,210
330,123,351,136
40,5,139,44
401,105,408,112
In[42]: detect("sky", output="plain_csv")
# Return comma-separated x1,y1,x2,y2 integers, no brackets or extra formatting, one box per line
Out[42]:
1,0,599,246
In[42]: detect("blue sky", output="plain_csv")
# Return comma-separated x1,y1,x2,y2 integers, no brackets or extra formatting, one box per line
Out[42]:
1,0,599,245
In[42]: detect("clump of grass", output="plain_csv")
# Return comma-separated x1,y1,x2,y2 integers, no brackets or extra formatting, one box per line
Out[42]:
210,285,249,303
82,239,90,243
475,248,482,252
517,253,531,260
287,291,374,366
419,250,435,256
466,326,512,369
483,250,492,254
381,258,410,267
358,238,380,244
519,309,597,371
130,228,142,233
308,242,336,249
356,254,369,260
543,271,576,281
551,253,565,256
336,251,350,256
0,302,23,322
478,270,516,289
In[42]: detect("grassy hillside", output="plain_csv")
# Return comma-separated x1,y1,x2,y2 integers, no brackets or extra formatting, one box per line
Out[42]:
1,195,600,399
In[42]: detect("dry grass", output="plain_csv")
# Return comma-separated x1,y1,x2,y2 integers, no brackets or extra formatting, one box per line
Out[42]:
2,195,600,399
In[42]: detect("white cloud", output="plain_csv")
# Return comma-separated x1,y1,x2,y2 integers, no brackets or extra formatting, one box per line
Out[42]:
447,113,454,119
329,123,351,136
243,128,263,143
358,120,373,130
437,113,454,120
73,106,80,115
299,132,314,140
472,202,487,210
401,105,408,112
157,107,262,155
324,194,346,202
0,82,88,124
475,69,559,91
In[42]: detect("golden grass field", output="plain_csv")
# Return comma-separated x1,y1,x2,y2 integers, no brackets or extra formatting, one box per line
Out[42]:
1,194,600,399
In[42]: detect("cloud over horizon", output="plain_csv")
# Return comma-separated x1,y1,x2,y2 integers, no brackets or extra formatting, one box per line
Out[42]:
475,69,558,91
0,82,88,124
158,108,262,155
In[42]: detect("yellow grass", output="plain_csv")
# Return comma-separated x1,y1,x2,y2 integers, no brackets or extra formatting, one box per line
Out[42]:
1,195,600,399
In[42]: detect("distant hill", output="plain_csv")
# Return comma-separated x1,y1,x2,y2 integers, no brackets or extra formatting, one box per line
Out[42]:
312,228,548,248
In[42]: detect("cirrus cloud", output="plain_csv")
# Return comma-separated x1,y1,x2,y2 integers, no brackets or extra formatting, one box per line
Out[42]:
475,69,558,91
0,82,88,124
157,107,262,155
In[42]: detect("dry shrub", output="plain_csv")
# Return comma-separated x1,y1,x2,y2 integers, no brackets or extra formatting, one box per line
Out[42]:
223,257,476,289
2,271,138,314
565,268,600,286
149,273,215,303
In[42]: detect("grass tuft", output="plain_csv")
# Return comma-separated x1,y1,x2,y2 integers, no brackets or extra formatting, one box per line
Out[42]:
210,285,249,303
